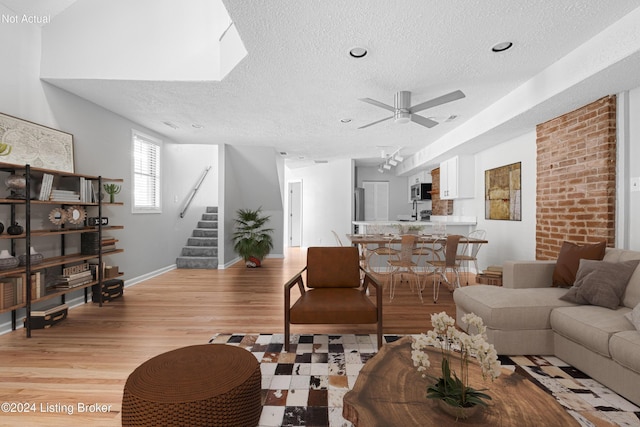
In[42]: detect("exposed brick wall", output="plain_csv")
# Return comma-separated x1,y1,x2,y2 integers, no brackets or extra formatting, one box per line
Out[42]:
536,95,616,260
430,167,453,216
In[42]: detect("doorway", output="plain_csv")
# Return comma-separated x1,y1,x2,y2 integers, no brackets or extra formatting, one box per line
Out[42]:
288,181,302,247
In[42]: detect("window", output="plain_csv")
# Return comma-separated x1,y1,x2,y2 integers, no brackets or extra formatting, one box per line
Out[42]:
132,130,161,213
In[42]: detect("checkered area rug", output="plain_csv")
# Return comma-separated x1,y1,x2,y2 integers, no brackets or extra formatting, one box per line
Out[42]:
208,333,640,427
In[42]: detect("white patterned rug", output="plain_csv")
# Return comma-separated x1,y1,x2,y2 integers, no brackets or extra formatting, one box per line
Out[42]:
209,333,640,427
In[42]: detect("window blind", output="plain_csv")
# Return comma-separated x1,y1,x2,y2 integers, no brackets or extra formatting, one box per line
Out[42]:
132,131,161,213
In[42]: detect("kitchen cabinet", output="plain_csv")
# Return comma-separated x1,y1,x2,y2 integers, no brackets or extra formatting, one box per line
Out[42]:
439,155,474,199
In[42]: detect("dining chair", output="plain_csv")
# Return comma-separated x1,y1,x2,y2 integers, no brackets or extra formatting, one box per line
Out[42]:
387,234,423,302
425,234,462,303
455,230,486,285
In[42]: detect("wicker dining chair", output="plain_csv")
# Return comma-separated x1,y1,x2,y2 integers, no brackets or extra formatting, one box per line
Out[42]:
456,230,486,285
387,235,423,302
425,234,463,303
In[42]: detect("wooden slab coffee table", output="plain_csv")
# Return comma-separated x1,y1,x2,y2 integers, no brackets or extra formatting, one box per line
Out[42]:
343,337,579,426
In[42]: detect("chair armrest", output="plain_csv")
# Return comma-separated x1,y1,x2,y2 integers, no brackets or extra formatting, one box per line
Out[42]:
502,260,556,289
361,268,381,292
284,267,307,294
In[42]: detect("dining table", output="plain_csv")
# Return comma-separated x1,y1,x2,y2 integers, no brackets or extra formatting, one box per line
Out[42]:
346,233,489,297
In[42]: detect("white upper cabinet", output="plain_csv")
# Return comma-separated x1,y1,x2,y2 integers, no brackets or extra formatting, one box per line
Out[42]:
439,155,474,199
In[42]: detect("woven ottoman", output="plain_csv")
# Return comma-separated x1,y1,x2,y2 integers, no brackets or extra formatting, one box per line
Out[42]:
122,344,262,427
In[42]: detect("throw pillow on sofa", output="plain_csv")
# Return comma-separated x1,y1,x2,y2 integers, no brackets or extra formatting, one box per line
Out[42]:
626,303,640,331
560,259,640,309
552,241,606,287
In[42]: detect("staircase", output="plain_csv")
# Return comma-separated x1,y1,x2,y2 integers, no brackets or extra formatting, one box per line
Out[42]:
176,207,218,269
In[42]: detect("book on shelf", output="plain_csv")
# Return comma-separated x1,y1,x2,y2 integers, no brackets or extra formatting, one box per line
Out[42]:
29,272,43,299
38,173,55,201
0,281,16,309
486,265,503,272
53,277,93,289
0,275,26,307
59,270,92,281
79,177,97,203
30,303,68,317
481,270,503,277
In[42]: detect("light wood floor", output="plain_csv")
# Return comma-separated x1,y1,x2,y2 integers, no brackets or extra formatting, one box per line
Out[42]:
0,248,466,426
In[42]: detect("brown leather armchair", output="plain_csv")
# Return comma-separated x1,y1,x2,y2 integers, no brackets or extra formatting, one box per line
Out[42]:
284,246,383,352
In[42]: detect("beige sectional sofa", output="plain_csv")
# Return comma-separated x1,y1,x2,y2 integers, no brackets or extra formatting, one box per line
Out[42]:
453,248,640,406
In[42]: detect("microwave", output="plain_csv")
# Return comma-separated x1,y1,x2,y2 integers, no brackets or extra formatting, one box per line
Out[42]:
411,183,432,201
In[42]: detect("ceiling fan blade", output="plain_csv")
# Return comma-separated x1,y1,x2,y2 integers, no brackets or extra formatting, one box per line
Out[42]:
358,115,393,129
410,114,439,128
409,90,466,114
358,98,396,113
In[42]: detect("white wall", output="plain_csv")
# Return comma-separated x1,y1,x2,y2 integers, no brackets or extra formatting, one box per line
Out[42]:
470,131,538,270
40,0,230,81
286,159,353,247
223,145,285,266
627,87,640,251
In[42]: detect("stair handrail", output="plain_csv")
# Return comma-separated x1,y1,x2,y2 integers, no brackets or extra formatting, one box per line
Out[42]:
179,166,212,218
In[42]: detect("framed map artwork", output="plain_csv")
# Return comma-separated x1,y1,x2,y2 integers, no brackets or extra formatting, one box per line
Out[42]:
485,162,521,221
0,112,74,173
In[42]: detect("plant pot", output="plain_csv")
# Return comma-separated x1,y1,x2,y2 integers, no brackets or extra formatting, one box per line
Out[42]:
435,399,481,420
246,256,261,268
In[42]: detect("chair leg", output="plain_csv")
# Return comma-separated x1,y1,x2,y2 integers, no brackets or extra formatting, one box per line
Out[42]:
284,322,290,352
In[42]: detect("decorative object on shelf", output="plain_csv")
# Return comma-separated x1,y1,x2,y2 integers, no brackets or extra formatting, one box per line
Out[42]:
19,247,44,266
7,222,23,235
103,183,121,203
66,206,86,225
0,142,12,156
0,112,75,173
86,216,108,227
0,221,3,234
5,173,26,199
48,208,67,226
232,207,274,267
0,249,19,270
411,312,501,419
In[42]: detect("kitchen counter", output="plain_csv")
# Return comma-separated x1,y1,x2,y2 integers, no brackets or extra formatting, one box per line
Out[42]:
352,217,477,234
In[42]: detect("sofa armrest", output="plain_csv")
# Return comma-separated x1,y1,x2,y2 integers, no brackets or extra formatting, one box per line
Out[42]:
502,260,556,289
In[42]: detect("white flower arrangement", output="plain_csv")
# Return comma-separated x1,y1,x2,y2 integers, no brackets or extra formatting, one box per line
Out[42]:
411,311,501,408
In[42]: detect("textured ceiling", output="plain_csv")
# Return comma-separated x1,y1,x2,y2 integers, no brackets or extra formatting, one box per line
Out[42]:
8,0,640,170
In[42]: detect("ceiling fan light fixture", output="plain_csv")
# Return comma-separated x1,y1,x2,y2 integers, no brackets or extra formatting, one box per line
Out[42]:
383,163,392,170
378,167,384,173
394,111,411,124
394,154,404,162
388,159,398,166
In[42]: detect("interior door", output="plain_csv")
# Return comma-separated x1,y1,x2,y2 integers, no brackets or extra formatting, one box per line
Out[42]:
288,181,302,247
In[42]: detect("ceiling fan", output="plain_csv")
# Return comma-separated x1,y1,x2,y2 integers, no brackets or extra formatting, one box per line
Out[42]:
358,89,465,129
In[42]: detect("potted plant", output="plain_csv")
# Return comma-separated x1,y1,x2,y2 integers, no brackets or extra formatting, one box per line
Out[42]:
232,207,274,267
411,312,501,419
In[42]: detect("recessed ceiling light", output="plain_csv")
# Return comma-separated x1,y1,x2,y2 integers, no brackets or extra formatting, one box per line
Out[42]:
163,121,178,129
192,123,204,129
314,160,328,164
491,41,513,53
349,47,367,58
340,118,352,123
